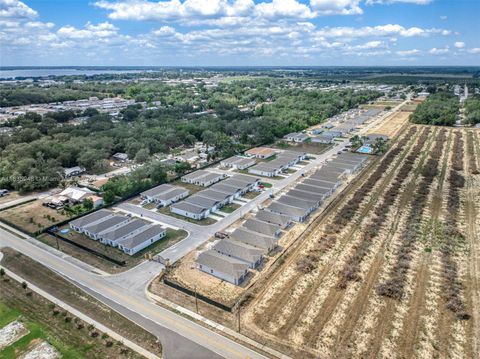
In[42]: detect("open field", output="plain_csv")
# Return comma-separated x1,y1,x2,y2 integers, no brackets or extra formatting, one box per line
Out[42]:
367,111,411,139
0,283,143,359
37,228,187,274
273,141,330,155
0,200,70,234
0,248,163,356
238,126,478,358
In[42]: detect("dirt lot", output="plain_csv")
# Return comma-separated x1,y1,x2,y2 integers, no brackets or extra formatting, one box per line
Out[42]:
0,192,22,205
38,227,187,274
0,248,162,357
273,141,330,155
153,126,480,359
367,111,411,139
0,200,70,234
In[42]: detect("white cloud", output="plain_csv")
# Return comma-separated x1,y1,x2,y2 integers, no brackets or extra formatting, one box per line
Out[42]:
440,15,447,20
255,0,315,19
309,0,362,15
58,22,119,39
0,0,37,19
467,48,480,54
429,46,449,55
366,0,433,4
454,41,465,49
396,49,420,56
315,24,450,39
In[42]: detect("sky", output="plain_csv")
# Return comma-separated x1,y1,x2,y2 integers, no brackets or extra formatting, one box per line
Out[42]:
0,0,479,66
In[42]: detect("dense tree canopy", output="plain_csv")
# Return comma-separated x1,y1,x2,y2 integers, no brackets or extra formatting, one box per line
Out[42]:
464,96,480,125
410,92,460,126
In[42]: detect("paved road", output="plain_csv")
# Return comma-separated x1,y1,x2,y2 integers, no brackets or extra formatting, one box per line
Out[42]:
0,226,265,359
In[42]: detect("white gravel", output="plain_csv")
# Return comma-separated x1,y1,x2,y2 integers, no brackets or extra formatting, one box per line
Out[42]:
19,341,61,359
0,320,29,350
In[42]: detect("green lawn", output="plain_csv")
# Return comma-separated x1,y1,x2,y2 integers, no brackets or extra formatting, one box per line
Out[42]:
219,203,241,213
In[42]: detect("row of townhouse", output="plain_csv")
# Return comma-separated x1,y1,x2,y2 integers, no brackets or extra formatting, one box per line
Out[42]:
248,150,307,178
69,209,166,255
264,152,368,222
170,174,260,220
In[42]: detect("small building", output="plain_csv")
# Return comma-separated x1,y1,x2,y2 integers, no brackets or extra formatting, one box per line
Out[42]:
141,184,189,207
243,218,282,237
70,209,114,232
181,170,225,187
230,228,276,253
99,219,149,246
248,163,281,177
83,215,130,240
283,132,309,143
116,224,167,255
220,156,256,170
196,250,250,285
245,147,276,159
170,202,210,220
311,133,335,144
255,209,292,229
112,152,129,162
64,166,86,178
267,202,310,222
213,239,263,268
277,195,319,212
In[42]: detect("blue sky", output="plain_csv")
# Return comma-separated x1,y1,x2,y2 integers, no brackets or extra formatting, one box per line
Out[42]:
1,0,479,66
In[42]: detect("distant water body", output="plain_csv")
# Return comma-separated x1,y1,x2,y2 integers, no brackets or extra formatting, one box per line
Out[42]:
0,68,151,79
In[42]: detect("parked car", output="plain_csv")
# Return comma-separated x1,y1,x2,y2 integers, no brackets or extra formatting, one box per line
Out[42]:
0,189,9,197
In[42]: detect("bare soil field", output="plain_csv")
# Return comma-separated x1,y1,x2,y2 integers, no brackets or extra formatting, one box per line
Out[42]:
367,111,411,138
0,200,70,234
238,126,478,358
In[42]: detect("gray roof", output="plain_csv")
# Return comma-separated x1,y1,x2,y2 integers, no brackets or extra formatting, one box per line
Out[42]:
181,170,210,181
170,201,208,214
185,195,219,208
199,189,232,202
197,250,249,280
243,218,281,237
302,178,337,190
321,164,348,175
196,172,224,184
311,169,342,182
255,209,291,227
267,202,308,218
213,239,263,265
117,224,166,250
288,188,326,201
230,228,275,252
221,156,255,167
277,195,317,210
141,184,176,198
328,160,359,170
249,163,279,173
211,183,242,196
230,174,260,183
223,179,255,189
70,209,112,228
296,184,331,195
84,215,128,235
101,219,149,242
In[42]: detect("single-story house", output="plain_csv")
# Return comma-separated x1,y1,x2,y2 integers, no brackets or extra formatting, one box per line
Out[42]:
277,195,319,212
245,147,276,159
170,202,210,220
117,224,166,255
284,132,309,143
199,189,233,207
141,184,189,206
99,219,149,246
213,239,263,268
83,215,130,240
312,133,335,144
184,195,220,212
196,250,250,285
294,184,330,200
181,170,225,187
230,228,276,253
243,218,282,237
266,202,310,222
220,156,256,170
70,209,114,232
255,209,292,229
64,166,86,178
248,163,281,177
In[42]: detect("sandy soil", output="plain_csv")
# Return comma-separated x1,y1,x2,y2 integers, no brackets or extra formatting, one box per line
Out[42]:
368,111,411,138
